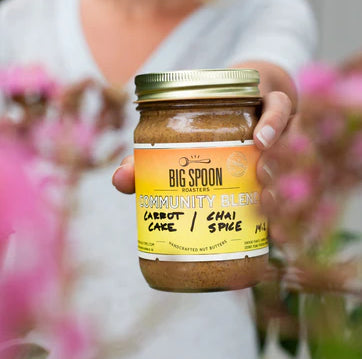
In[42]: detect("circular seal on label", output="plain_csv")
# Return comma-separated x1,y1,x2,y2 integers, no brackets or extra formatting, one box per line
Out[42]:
226,151,248,177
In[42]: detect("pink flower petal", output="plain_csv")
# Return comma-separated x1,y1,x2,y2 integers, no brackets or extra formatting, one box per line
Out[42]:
0,65,60,98
278,173,312,203
299,63,339,96
50,316,96,359
317,112,345,142
335,74,362,109
288,134,311,154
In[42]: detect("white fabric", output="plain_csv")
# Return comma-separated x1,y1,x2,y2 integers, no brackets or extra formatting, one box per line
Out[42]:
0,0,317,358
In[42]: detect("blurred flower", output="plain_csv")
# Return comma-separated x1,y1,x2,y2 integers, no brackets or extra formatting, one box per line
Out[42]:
277,172,313,204
311,195,340,236
0,65,128,359
49,316,97,359
0,65,59,99
316,112,346,143
299,63,338,96
0,137,36,257
336,74,362,109
0,135,63,354
288,134,311,154
283,260,357,294
33,119,98,168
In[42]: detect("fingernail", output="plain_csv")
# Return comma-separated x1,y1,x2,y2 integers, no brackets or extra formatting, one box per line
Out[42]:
263,164,274,180
256,125,276,148
266,189,277,202
112,164,126,186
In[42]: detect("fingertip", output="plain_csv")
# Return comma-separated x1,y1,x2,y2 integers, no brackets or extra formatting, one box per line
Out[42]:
254,91,293,149
254,125,276,149
112,163,135,194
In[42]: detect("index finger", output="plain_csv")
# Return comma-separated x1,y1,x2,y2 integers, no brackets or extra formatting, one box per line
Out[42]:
253,91,293,150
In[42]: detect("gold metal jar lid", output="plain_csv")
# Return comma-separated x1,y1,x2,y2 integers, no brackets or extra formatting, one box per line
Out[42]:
135,69,260,102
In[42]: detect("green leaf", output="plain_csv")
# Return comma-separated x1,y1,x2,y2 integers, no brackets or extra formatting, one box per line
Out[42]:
347,113,362,133
279,338,299,358
278,292,300,357
349,304,362,352
349,304,362,326
309,338,362,359
252,285,270,354
305,294,361,359
335,230,361,245
305,294,347,338
256,326,267,355
283,291,300,317
318,230,361,259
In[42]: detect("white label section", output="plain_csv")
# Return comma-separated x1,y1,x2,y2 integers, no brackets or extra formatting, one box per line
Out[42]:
138,246,269,262
134,140,255,150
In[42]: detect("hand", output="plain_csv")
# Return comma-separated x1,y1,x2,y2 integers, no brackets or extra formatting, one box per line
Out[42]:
112,91,293,194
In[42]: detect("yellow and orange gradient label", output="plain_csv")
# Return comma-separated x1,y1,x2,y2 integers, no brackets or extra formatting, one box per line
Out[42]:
134,140,268,262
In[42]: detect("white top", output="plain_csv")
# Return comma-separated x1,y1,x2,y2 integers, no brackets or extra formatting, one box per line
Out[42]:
0,1,317,358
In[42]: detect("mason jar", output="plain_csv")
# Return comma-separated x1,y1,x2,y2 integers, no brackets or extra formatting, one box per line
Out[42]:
133,69,268,292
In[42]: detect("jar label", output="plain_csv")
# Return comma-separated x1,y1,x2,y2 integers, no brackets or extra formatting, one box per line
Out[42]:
134,140,268,262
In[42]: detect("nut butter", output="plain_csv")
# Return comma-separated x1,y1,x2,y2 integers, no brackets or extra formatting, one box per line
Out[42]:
134,69,268,292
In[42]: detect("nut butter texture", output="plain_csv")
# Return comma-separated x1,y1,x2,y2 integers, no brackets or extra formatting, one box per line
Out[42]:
133,69,268,292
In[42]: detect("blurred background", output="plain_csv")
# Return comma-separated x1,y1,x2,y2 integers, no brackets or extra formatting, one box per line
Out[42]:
309,0,362,233
0,0,360,61
0,0,360,62
310,0,362,63
0,1,361,359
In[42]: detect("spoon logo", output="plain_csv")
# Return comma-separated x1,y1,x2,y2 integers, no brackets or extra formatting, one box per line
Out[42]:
178,155,211,167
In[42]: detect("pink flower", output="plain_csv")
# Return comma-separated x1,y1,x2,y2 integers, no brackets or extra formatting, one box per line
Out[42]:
0,136,61,341
0,138,36,246
299,63,338,96
33,119,98,165
335,74,362,109
72,121,98,158
0,270,54,341
278,173,312,203
288,134,311,154
0,65,59,98
311,196,339,237
0,137,57,241
49,316,96,359
316,112,346,142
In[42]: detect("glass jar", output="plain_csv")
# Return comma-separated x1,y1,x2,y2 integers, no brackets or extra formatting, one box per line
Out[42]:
133,69,268,292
